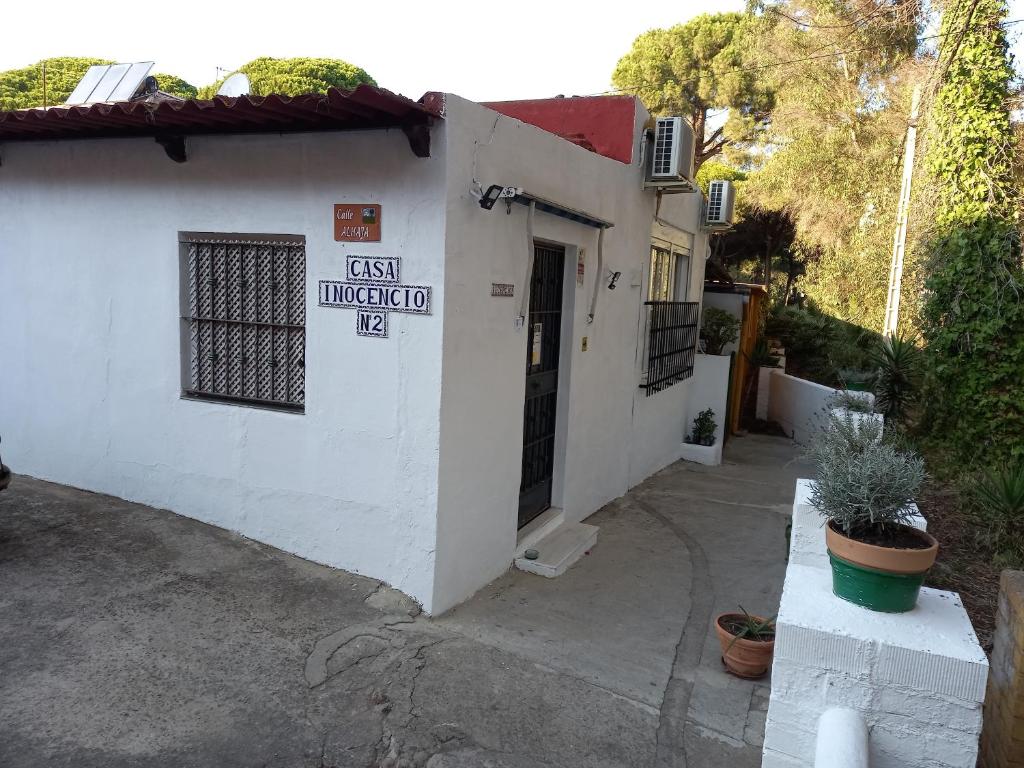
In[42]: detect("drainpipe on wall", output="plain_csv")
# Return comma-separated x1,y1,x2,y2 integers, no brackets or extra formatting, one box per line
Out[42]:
518,201,536,328
587,226,605,324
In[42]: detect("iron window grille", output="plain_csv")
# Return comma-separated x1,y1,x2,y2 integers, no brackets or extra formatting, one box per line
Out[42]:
179,232,306,411
640,301,699,396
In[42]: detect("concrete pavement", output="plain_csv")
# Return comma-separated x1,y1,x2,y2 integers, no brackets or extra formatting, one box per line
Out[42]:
0,435,809,767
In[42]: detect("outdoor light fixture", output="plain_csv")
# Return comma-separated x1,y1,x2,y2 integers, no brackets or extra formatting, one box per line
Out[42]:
479,184,521,213
607,270,622,290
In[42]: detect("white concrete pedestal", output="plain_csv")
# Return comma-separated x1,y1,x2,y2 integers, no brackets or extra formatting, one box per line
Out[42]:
763,564,988,768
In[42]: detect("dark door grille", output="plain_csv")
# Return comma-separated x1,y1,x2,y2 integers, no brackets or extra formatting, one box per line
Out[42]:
519,244,565,528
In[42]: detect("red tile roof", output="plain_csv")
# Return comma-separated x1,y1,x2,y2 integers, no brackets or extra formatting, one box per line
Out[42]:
482,95,638,164
0,86,443,153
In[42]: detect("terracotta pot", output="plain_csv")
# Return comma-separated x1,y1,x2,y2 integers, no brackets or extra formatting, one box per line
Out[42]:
825,521,937,575
714,613,775,679
826,521,939,613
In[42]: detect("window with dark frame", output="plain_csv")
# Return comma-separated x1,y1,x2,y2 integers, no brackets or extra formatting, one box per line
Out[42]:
179,232,306,411
642,242,698,395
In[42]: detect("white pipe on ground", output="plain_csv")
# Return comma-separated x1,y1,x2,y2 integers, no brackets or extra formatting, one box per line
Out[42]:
814,708,869,768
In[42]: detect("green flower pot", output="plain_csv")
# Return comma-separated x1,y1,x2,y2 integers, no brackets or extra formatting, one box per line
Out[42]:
828,552,927,613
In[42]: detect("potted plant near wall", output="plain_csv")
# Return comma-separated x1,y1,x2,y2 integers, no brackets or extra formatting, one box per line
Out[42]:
809,414,937,612
700,307,740,355
686,409,717,446
681,409,721,466
714,607,776,678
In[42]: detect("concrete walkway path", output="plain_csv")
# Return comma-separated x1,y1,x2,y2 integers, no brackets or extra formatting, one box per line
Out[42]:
0,435,809,768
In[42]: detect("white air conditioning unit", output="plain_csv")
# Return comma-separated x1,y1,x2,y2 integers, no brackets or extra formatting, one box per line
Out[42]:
705,180,737,231
649,117,695,183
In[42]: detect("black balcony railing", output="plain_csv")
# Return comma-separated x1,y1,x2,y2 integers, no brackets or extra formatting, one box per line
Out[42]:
641,301,699,396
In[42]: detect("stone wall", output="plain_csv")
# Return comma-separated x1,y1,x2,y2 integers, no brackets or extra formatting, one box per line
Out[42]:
980,570,1024,767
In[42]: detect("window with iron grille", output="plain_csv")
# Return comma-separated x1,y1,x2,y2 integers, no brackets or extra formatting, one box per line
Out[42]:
640,301,699,396
179,232,306,411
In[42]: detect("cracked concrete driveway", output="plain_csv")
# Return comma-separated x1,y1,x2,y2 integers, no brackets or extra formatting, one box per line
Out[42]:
0,435,808,767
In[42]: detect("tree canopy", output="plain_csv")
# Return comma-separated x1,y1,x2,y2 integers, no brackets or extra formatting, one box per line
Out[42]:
198,57,375,99
612,13,774,169
0,58,196,110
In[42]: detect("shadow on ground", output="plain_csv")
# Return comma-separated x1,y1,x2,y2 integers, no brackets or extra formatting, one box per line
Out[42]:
0,435,810,768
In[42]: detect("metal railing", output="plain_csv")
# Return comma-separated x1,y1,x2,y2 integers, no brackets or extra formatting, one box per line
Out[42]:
640,301,699,396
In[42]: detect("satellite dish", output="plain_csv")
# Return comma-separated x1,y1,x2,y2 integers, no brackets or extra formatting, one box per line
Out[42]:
216,73,251,97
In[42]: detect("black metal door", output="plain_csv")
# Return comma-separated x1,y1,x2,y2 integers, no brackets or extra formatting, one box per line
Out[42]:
519,244,565,528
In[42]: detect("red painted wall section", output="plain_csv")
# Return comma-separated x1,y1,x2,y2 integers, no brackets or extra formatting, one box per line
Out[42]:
481,95,639,165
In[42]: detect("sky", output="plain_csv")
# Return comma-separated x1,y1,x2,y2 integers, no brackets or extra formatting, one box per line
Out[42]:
1,0,740,101
2,0,1023,101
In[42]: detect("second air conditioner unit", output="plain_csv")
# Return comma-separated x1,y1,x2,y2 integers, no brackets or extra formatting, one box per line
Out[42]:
648,117,695,184
705,180,737,231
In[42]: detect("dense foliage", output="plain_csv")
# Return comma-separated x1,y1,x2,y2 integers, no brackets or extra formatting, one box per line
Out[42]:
0,58,195,109
612,13,774,169
918,0,1024,464
198,57,375,99
741,0,926,330
700,306,741,354
765,305,880,385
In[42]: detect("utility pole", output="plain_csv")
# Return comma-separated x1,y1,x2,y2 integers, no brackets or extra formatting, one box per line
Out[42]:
882,84,922,337
42,61,47,108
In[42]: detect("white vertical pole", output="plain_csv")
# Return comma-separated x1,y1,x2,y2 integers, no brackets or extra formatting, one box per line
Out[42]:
882,85,922,337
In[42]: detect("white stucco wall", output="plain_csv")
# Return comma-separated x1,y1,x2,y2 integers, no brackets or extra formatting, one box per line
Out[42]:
1,95,712,615
431,95,708,612
0,128,447,610
766,370,838,443
684,353,731,447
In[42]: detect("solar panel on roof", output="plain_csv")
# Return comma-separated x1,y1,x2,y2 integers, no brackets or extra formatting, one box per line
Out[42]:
65,62,154,105
65,65,108,105
108,62,154,101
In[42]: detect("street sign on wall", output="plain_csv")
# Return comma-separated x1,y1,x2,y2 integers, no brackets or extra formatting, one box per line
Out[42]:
319,255,431,338
334,204,382,242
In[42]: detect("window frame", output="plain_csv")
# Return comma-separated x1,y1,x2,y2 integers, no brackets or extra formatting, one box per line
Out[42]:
178,231,307,413
648,240,692,303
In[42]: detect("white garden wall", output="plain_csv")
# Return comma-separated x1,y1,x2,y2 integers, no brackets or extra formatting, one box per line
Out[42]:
0,128,447,610
762,369,838,443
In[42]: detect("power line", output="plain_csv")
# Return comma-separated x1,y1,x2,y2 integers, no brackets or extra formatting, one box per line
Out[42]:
593,16,1024,98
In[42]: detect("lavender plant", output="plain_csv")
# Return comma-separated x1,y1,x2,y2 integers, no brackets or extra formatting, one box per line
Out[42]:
808,414,924,534
830,390,875,414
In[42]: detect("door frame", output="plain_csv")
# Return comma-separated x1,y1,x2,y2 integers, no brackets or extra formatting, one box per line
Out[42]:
517,239,578,527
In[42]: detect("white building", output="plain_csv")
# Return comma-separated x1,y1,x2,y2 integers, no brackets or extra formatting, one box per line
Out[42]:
0,86,720,613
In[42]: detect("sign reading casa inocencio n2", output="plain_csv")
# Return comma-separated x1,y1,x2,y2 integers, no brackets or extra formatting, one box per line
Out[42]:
319,255,431,338
334,204,382,242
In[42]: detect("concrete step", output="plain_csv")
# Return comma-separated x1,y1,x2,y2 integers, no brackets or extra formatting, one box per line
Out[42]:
513,522,598,578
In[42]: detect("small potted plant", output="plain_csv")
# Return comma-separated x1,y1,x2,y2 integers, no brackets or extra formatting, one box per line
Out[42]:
681,409,721,466
687,408,717,447
828,391,884,438
809,417,937,612
714,607,776,678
